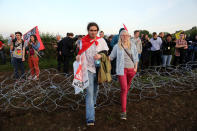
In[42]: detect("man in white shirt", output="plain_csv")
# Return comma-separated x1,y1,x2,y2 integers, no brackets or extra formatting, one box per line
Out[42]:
150,32,162,66
76,22,109,126
131,30,142,67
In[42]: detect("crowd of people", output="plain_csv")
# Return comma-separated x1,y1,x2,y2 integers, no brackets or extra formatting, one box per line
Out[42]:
0,22,197,126
54,26,197,75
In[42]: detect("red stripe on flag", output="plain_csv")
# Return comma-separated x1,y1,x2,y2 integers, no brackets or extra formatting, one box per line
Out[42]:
35,26,45,50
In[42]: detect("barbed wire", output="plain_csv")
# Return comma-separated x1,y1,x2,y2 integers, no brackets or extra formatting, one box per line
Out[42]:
0,61,197,112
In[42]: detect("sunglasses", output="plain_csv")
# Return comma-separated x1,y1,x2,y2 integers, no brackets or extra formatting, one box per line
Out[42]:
89,30,98,32
120,35,129,37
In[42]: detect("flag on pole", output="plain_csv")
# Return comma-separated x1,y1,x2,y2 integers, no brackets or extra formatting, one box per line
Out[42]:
175,30,183,40
23,26,45,50
123,24,128,32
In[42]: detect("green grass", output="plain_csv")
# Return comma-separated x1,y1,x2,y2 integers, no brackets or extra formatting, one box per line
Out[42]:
0,58,58,72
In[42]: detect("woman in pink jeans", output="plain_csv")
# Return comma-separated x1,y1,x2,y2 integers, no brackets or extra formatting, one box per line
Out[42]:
109,30,139,120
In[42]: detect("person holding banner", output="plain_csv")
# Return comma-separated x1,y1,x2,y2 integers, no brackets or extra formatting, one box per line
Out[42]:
109,30,139,120
27,35,40,80
75,22,109,126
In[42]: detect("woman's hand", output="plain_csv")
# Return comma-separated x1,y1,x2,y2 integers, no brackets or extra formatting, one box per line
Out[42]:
134,68,137,73
76,55,80,62
94,54,101,60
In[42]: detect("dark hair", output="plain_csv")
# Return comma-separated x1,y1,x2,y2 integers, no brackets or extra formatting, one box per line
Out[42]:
30,35,38,43
119,28,125,34
67,32,74,37
159,32,164,35
87,22,99,31
108,35,114,39
152,32,157,36
15,31,22,36
78,35,83,38
166,34,172,38
134,30,140,34
69,33,74,36
100,31,104,33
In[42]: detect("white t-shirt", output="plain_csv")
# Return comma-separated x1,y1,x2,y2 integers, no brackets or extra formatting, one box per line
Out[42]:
85,38,109,73
150,37,162,51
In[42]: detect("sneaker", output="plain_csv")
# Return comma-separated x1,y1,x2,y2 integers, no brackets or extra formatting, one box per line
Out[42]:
87,120,95,126
120,112,127,120
33,76,39,81
28,75,33,80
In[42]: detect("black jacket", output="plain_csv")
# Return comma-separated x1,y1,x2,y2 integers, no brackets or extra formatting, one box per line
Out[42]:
57,40,62,53
162,41,176,55
142,40,152,53
61,37,76,56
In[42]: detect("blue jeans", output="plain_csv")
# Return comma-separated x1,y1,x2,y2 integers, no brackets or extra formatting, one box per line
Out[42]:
86,71,99,122
138,54,141,68
13,57,25,79
138,54,141,60
162,55,172,67
10,52,14,66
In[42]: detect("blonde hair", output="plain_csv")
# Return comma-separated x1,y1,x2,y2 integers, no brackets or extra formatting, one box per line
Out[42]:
118,30,131,49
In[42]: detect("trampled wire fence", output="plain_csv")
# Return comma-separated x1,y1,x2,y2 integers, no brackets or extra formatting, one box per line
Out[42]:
0,61,197,112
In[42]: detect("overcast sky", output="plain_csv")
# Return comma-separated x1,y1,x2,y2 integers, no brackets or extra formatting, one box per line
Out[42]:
0,0,197,37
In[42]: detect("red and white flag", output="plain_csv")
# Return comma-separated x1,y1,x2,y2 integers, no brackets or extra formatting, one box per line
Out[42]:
23,26,45,50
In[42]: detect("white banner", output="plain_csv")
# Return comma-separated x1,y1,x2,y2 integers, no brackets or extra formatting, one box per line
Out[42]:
72,53,89,94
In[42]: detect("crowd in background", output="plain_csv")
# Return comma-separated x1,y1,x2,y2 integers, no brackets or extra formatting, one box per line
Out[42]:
54,29,197,75
0,29,197,78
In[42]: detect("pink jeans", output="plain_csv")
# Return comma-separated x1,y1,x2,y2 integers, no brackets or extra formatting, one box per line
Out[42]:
118,68,136,113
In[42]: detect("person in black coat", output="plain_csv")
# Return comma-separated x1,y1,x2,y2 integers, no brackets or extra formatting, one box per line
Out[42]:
141,34,152,69
56,35,63,71
61,33,77,74
161,34,176,67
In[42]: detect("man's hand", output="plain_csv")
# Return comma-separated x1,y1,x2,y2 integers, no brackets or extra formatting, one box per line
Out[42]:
94,54,101,60
184,45,188,49
59,51,62,55
108,56,111,61
76,55,80,62
22,57,25,62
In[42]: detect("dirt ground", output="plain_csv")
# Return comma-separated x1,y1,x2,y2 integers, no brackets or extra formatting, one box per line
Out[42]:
0,91,196,131
0,72,196,131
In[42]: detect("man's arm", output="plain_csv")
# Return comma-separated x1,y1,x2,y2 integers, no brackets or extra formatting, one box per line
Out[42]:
22,46,25,61
10,42,14,51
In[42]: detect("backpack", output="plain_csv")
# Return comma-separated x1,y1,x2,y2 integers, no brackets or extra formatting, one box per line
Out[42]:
12,39,24,51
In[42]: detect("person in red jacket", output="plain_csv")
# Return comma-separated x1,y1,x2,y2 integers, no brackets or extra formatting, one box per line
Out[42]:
27,35,40,81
